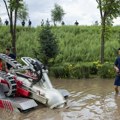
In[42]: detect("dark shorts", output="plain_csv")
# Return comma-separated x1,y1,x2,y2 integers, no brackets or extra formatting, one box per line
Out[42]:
114,75,120,86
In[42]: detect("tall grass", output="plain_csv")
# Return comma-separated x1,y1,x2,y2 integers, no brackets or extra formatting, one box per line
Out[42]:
0,25,120,64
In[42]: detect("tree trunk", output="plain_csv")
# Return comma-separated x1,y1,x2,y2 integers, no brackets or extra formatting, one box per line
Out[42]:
9,8,16,55
3,0,19,55
12,30,16,54
12,0,19,55
53,20,56,26
9,8,15,53
100,16,106,64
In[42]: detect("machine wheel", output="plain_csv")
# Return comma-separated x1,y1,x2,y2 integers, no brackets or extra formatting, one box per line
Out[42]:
5,74,17,97
0,72,17,97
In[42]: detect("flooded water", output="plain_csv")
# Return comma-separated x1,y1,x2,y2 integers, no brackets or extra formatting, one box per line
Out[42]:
0,78,120,120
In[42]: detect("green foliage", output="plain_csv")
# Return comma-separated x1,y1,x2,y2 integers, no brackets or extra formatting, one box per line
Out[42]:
0,25,119,78
50,62,91,79
3,0,28,54
17,2,28,21
38,25,58,64
90,60,115,78
50,61,115,79
97,62,115,78
16,27,38,58
70,64,91,79
96,0,120,63
8,0,23,10
90,61,100,74
51,3,65,25
7,0,28,21
0,26,11,52
96,0,120,21
50,65,69,78
52,26,101,62
0,25,119,63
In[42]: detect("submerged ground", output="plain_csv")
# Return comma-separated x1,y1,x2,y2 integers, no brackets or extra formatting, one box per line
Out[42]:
0,78,120,120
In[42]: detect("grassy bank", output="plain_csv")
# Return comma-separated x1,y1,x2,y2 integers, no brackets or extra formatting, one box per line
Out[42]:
0,25,119,78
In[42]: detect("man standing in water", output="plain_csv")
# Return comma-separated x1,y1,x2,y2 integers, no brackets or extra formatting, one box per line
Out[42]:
114,48,120,95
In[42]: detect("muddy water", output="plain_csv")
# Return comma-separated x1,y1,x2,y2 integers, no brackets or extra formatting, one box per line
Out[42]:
0,78,120,120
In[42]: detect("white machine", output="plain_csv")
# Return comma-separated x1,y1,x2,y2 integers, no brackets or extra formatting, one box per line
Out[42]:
0,54,69,112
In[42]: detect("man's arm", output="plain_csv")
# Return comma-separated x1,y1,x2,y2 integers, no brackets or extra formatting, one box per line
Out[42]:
114,65,119,73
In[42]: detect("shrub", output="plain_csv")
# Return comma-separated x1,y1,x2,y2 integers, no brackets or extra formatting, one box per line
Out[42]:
90,61,100,74
50,65,69,78
38,25,58,65
50,63,91,79
97,62,115,78
71,64,90,79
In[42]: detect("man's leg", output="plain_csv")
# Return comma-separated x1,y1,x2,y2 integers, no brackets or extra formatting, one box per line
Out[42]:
115,86,119,94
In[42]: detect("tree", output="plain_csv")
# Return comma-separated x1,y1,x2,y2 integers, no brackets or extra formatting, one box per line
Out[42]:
51,3,65,26
17,3,28,21
3,0,28,54
96,0,120,63
38,24,58,65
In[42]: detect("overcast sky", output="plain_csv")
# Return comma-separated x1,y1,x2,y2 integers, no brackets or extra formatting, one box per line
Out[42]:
0,0,120,27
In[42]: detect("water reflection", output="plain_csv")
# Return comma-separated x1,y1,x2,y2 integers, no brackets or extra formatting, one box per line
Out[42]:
0,78,120,120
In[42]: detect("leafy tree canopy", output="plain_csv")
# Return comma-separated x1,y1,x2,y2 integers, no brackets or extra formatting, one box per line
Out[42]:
51,3,65,25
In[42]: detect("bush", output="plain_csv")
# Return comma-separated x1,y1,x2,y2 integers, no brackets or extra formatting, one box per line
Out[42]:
50,62,115,79
38,25,58,65
71,64,90,79
97,62,115,78
90,61,100,74
50,65,69,78
50,63,91,79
